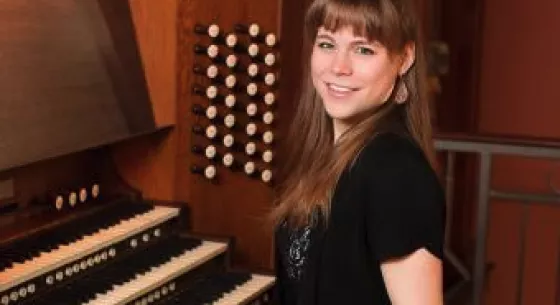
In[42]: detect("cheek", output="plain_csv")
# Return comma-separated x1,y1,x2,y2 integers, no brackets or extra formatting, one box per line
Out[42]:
356,63,397,92
310,53,324,87
310,50,329,76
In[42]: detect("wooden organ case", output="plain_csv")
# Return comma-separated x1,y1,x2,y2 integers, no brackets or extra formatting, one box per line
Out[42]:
0,0,293,304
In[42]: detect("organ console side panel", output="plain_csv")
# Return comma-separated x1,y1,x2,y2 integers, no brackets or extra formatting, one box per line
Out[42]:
111,0,179,201
128,0,178,127
177,0,282,271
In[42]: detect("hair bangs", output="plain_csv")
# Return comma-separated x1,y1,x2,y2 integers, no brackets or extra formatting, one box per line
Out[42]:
305,0,405,52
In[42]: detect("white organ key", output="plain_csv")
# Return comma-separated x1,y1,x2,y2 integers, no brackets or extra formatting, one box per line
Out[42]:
83,241,228,305
212,274,276,305
0,206,179,292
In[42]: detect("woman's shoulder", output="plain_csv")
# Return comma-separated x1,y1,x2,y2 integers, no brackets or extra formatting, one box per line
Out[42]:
356,132,430,172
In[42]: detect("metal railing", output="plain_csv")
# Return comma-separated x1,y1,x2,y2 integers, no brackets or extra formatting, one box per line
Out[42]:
434,132,560,305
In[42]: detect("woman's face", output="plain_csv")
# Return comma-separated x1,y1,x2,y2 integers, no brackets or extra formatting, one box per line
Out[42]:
310,26,409,131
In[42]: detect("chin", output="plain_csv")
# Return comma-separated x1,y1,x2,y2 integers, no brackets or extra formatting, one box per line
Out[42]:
323,104,357,121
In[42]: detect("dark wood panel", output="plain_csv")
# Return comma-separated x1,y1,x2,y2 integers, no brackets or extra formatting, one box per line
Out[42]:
128,0,178,127
0,146,141,244
112,0,179,202
0,0,155,171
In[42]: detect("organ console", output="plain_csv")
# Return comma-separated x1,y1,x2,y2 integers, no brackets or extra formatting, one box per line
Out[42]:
0,0,288,303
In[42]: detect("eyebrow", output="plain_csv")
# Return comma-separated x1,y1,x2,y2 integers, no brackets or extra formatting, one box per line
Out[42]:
316,33,373,46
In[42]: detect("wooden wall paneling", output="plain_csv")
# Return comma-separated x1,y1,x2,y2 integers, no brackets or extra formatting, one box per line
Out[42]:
111,0,179,202
177,0,282,271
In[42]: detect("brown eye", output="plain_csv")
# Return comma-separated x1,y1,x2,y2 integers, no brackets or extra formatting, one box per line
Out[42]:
317,41,334,49
356,46,374,55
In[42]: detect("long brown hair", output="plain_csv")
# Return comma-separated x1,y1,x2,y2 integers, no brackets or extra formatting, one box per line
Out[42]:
272,0,434,227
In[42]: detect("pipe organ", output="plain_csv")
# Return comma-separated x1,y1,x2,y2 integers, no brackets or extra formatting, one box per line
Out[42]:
0,0,293,303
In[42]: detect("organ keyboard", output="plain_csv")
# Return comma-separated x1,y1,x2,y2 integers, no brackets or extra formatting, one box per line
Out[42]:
0,197,276,305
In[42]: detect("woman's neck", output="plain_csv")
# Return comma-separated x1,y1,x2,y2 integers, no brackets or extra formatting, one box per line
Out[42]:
332,119,351,143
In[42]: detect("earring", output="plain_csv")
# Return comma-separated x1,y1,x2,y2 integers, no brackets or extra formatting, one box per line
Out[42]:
394,79,408,104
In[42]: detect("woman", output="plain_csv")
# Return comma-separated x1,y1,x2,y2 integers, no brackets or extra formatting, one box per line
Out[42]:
271,0,446,304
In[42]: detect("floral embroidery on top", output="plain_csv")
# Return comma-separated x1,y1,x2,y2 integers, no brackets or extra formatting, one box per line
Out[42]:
285,224,312,280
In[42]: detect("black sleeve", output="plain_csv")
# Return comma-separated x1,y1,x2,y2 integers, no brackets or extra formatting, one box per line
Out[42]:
362,135,446,262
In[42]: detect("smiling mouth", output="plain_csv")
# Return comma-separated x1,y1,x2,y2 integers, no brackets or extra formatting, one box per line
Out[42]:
325,82,359,94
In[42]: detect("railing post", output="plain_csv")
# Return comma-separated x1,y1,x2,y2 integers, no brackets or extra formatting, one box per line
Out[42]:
473,152,492,305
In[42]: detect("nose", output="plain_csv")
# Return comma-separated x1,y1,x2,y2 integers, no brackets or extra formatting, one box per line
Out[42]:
330,50,352,75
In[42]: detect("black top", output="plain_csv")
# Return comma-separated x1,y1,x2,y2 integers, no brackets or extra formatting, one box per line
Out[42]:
274,132,446,305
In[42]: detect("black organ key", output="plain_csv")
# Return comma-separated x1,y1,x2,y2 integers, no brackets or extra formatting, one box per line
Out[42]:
160,271,258,304
22,236,204,305
0,202,153,274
